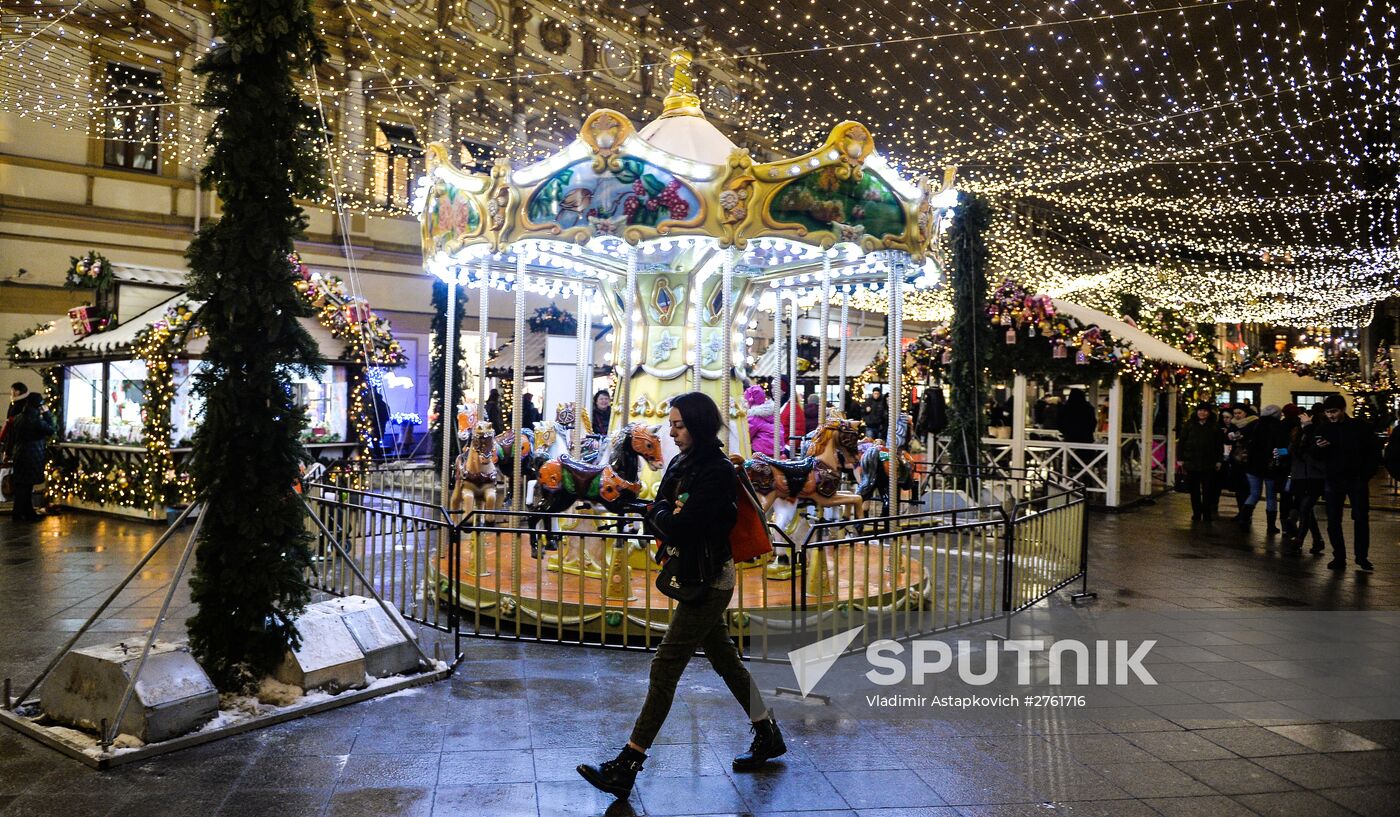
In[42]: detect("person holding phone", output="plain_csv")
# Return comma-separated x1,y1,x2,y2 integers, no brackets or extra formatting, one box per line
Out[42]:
578,391,783,800
1315,394,1380,570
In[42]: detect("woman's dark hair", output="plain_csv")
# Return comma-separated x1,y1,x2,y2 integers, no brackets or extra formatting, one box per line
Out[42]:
593,389,609,407
670,391,723,444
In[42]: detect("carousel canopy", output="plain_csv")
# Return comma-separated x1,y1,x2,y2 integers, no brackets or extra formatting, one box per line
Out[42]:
1052,299,1212,371
416,49,952,311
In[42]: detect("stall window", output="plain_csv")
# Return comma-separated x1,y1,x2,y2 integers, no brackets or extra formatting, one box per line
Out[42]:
102,63,164,173
106,359,149,444
373,122,423,210
292,365,348,442
64,362,105,442
1292,391,1339,411
170,360,208,447
1215,385,1261,408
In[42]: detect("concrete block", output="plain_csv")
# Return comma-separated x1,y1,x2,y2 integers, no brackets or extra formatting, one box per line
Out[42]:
39,640,218,743
319,596,421,678
275,609,367,693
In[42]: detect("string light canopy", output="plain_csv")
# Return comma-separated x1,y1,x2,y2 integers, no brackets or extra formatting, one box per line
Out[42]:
2,0,1395,325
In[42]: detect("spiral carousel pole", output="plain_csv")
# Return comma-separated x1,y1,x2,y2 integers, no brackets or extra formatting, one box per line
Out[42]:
440,270,458,508
772,289,785,457
788,293,799,451
574,280,589,457
619,244,638,427
476,258,490,412
818,251,832,426
692,269,704,393
721,247,736,441
887,258,903,513
838,290,850,400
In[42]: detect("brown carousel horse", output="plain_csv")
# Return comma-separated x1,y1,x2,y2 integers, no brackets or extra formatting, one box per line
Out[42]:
449,422,501,521
526,422,665,565
743,417,864,579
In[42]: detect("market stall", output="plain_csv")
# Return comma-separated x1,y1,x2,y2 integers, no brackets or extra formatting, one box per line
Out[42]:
9,258,404,519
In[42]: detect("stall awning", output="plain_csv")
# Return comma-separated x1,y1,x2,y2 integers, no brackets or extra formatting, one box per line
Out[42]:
751,336,886,380
1051,299,1213,370
17,299,353,363
486,332,613,376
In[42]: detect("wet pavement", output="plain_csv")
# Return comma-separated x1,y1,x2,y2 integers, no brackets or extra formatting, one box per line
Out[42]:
1,486,1398,817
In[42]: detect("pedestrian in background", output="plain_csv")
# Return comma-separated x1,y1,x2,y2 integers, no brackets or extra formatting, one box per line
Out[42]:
1225,404,1258,520
1285,407,1327,555
1178,402,1225,521
9,392,54,522
1315,395,1379,570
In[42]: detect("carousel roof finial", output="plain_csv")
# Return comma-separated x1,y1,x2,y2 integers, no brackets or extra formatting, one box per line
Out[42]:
661,48,704,119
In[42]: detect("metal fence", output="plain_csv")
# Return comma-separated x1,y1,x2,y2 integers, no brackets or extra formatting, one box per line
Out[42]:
300,461,1090,661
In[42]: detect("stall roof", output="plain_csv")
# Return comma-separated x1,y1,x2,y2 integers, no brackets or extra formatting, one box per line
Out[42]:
751,336,886,379
1051,299,1213,370
486,332,613,375
16,297,352,364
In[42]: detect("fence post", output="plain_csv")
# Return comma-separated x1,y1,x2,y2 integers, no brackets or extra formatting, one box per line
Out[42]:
1071,484,1097,604
1000,500,1016,640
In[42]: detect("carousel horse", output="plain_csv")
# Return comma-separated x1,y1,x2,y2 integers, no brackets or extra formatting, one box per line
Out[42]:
527,422,665,567
494,427,535,505
449,422,501,520
742,417,864,579
855,440,916,512
553,402,608,464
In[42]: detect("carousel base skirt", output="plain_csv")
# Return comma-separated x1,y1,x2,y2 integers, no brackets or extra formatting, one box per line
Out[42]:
432,533,928,643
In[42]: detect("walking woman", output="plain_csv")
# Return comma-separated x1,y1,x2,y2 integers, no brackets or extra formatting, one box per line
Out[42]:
578,391,784,799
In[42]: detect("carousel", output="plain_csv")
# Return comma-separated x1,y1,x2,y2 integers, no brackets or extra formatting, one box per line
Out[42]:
416,50,953,638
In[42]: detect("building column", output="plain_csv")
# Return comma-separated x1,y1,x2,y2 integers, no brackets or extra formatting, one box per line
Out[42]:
1165,388,1179,489
433,92,453,145
342,69,367,194
1106,376,1123,507
1140,382,1155,496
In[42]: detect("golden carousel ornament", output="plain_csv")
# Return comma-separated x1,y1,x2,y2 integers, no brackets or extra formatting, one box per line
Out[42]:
417,47,954,640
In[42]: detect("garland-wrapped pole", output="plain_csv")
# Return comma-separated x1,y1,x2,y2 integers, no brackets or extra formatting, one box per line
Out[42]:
947,193,990,471
182,0,329,690
439,272,458,508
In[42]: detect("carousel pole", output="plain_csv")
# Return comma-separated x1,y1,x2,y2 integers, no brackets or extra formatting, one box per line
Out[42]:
440,268,458,508
721,246,736,439
818,250,832,426
788,293,799,450
619,244,638,427
772,289,785,457
476,258,489,412
511,255,527,515
691,265,704,393
838,290,850,404
574,281,589,457
887,259,902,511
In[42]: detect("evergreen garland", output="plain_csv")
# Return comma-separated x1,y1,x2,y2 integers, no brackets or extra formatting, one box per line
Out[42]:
182,0,328,691
946,192,990,468
429,279,467,473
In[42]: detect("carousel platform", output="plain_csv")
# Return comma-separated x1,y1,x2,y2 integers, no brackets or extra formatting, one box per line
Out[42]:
431,527,929,644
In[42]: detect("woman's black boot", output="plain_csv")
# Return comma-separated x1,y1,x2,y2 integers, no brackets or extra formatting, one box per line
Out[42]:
578,746,646,798
733,715,787,771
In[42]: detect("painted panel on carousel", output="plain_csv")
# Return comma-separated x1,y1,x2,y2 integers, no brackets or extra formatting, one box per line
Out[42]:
422,182,484,256
523,157,702,238
766,169,906,246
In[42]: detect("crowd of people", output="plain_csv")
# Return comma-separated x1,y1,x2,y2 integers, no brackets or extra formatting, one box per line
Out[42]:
1178,395,1400,572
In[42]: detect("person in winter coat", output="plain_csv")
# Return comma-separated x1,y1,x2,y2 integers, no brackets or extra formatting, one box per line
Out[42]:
1276,404,1302,538
803,393,821,434
863,387,889,441
9,392,54,521
1177,403,1226,521
779,392,805,452
483,389,503,433
1057,388,1097,444
1239,404,1289,531
591,389,612,436
916,386,948,438
1384,421,1400,484
578,392,782,799
745,385,782,456
520,392,543,429
1315,394,1380,570
1225,404,1259,517
1285,408,1327,554
1,381,29,462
